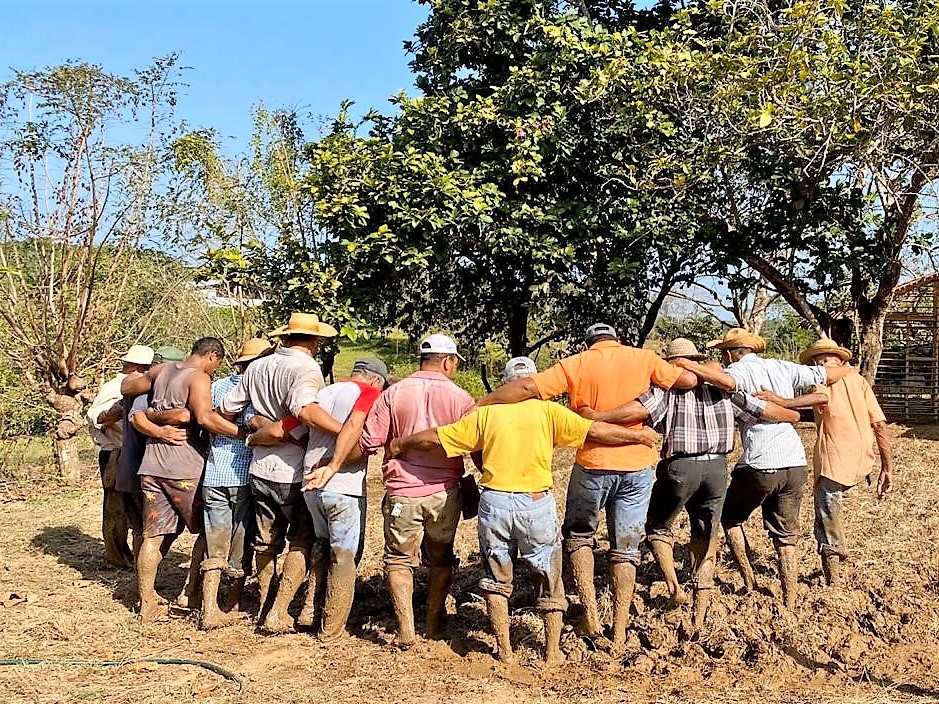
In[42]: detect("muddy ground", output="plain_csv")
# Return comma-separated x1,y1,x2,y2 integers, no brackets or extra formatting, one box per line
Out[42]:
1,424,937,703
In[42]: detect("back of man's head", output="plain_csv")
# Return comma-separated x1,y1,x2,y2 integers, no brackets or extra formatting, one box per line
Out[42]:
501,356,538,384
191,337,226,359
585,322,618,347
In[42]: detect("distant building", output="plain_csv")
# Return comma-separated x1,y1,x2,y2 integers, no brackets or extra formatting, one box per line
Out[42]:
193,280,264,309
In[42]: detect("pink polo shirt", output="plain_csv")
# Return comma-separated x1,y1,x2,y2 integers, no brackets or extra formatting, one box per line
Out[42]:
359,370,475,498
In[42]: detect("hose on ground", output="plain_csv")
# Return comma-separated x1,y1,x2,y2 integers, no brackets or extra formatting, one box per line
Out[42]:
0,656,243,694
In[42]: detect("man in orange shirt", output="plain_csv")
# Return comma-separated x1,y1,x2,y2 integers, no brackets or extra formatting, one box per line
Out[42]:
757,338,893,587
476,323,697,651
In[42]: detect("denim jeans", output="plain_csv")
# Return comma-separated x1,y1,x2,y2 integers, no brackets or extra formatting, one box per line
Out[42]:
477,488,566,612
305,489,367,564
202,484,254,576
814,476,850,557
562,464,654,565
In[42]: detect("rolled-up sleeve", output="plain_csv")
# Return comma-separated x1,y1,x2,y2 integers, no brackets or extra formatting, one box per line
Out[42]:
730,390,767,424
532,363,571,400
286,371,323,416
638,387,668,431
218,378,251,416
359,392,391,455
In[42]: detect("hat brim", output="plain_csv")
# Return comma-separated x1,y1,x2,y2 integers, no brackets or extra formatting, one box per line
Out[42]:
268,322,339,339
799,345,852,365
711,336,767,353
120,356,152,365
234,353,263,364
665,353,708,362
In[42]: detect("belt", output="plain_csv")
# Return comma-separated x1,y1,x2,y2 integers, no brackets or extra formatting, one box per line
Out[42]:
481,488,549,500
669,452,727,462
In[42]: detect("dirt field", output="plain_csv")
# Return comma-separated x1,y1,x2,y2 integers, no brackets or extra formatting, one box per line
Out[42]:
1,424,937,704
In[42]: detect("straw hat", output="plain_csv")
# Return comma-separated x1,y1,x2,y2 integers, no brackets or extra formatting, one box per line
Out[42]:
235,338,273,364
707,327,767,353
120,344,155,366
799,338,852,365
268,312,338,339
661,338,707,361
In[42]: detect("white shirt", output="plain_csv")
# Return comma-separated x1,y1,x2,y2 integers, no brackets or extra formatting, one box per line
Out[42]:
218,346,324,484
86,374,126,451
726,353,826,470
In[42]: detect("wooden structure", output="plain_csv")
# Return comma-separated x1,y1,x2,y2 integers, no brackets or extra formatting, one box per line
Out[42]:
874,274,939,424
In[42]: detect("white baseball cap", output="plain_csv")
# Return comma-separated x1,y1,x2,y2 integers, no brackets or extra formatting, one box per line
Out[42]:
418,334,465,361
502,356,538,382
120,344,155,366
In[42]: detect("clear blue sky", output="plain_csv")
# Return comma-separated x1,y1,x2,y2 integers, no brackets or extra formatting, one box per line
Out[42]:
1,0,428,150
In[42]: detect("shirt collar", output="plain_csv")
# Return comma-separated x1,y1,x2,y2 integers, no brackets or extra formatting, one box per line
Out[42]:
412,370,452,381
276,346,313,359
588,340,622,350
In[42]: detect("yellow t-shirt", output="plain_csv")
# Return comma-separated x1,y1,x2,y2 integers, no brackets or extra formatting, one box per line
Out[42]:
436,399,593,492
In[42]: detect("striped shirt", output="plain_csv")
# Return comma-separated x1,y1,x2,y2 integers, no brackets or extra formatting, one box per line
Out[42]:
204,374,253,487
639,386,766,459
726,354,827,469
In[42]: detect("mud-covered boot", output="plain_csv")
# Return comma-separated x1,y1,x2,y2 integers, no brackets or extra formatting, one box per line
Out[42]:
610,562,636,653
297,551,327,629
821,551,843,587
777,544,799,610
425,565,453,639
387,569,416,648
262,549,308,633
200,569,239,630
221,576,246,613
254,552,277,621
569,547,601,638
319,553,357,642
484,593,514,664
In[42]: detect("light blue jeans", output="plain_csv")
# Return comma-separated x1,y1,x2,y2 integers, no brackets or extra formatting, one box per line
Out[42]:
202,484,254,577
305,489,366,565
477,488,567,612
562,465,654,565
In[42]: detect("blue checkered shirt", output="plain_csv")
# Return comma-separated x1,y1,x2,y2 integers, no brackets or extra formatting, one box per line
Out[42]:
204,374,253,487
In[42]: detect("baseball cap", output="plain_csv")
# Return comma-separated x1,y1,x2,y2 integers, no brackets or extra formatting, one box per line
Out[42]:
585,323,618,344
502,356,538,382
418,334,465,361
153,345,186,363
352,357,391,387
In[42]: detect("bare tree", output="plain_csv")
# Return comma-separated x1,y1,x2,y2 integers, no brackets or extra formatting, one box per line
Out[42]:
0,57,182,482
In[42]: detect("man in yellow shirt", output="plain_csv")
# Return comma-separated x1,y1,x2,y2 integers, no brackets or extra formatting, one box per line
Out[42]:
757,338,893,587
388,357,659,666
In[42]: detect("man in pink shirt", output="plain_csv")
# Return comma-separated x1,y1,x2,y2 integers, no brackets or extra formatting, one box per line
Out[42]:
358,334,475,647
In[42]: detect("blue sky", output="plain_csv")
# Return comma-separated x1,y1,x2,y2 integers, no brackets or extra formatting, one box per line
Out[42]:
1,0,428,150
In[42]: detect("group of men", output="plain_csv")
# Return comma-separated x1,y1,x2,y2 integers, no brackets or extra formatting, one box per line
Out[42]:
87,315,893,666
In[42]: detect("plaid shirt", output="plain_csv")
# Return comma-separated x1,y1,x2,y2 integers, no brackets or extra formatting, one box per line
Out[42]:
639,385,766,459
204,374,253,487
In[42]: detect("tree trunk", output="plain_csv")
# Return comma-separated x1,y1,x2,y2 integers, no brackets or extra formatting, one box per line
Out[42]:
742,285,772,335
507,304,529,358
855,305,888,384
53,434,81,484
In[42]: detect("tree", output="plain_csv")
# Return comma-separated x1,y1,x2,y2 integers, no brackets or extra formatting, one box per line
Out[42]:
298,0,717,357
0,57,183,481
652,0,939,378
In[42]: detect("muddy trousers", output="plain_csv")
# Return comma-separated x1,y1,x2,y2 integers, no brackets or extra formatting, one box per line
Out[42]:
99,449,133,567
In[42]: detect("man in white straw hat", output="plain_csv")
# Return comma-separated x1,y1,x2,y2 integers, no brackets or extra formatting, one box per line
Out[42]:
755,338,893,587
215,312,344,633
86,344,156,568
388,356,661,666
356,333,475,647
579,338,800,631
476,323,698,653
674,328,856,609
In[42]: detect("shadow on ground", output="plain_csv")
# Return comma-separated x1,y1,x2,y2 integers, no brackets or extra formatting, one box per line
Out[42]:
30,525,190,610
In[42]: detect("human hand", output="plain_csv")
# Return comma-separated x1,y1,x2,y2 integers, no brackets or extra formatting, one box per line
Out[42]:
578,406,599,420
302,464,338,492
877,468,893,499
158,426,187,445
755,386,785,405
387,439,405,458
636,426,659,448
671,358,695,370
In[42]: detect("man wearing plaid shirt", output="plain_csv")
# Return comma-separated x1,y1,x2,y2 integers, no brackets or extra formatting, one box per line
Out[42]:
580,338,799,631
200,338,272,629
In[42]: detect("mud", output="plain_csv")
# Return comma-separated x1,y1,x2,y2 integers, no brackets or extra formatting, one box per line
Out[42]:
1,426,938,703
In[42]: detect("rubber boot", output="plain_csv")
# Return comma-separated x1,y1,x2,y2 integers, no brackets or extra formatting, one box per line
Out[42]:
136,536,166,623
725,526,757,593
425,565,453,639
254,552,277,621
484,593,514,664
175,533,206,610
610,562,636,653
200,569,237,630
569,547,601,638
320,551,357,642
777,543,799,610
648,536,688,609
221,576,246,613
297,551,328,629
262,549,308,633
387,569,416,648
821,552,843,587
692,587,713,632
543,611,564,667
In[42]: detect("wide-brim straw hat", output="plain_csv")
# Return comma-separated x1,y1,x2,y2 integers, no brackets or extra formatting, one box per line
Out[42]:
799,338,852,365
120,344,155,366
268,312,338,339
707,327,767,353
662,338,707,361
235,338,273,364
